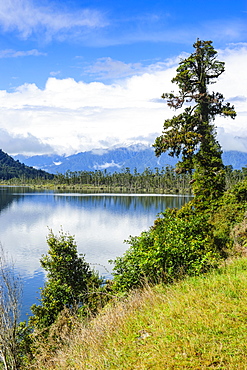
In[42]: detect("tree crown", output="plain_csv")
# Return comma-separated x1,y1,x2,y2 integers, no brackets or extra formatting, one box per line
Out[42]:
153,39,236,203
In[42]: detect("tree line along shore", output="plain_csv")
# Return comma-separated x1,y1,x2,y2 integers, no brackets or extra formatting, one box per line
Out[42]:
2,164,247,194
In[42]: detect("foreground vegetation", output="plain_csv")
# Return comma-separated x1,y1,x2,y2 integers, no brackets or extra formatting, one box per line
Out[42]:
30,257,247,369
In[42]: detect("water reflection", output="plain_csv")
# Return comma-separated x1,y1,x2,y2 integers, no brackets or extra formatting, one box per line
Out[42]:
0,187,191,276
53,193,188,211
0,186,191,319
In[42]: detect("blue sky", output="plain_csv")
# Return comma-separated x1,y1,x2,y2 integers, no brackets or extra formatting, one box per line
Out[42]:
0,0,246,156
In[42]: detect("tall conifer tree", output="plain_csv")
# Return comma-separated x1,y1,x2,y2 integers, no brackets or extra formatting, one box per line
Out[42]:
154,40,236,206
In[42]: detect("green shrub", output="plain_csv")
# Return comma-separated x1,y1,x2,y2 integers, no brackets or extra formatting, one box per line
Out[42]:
111,208,221,292
30,230,102,330
209,179,247,253
111,179,247,293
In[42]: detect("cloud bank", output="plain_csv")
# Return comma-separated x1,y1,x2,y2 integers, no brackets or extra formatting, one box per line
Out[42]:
0,128,54,155
0,44,246,156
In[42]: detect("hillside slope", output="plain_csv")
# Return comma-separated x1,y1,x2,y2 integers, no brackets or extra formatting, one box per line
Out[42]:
32,257,247,369
0,149,53,180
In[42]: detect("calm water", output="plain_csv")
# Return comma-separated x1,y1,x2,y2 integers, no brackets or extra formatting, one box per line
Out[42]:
0,186,191,320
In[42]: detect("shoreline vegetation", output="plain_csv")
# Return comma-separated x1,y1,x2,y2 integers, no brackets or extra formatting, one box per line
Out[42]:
1,163,247,195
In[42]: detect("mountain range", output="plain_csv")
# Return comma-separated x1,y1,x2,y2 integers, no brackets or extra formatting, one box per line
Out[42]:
14,145,247,174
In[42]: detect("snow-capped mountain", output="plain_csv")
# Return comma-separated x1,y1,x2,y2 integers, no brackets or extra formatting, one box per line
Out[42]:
14,145,247,174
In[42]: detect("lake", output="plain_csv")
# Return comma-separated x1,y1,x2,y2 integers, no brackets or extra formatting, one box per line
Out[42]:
0,186,191,320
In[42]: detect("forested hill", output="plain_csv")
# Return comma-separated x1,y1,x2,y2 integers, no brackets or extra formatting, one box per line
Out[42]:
0,149,54,180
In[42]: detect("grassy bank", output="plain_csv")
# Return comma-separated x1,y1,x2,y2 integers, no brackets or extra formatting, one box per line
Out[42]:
31,257,247,369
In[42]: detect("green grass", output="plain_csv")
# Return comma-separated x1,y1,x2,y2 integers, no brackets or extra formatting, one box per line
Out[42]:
31,257,247,369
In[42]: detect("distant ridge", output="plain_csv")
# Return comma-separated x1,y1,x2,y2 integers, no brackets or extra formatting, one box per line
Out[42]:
0,149,54,180
14,146,247,175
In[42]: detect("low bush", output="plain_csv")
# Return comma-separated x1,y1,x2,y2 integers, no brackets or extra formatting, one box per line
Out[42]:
209,178,247,254
112,179,247,293
30,230,103,330
111,207,221,292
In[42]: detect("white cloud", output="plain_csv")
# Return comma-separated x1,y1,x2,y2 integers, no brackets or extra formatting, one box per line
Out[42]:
87,18,247,48
0,128,54,155
93,160,122,170
0,74,169,154
217,128,247,152
50,71,61,77
202,19,247,42
0,1,245,47
83,56,182,80
213,43,247,139
0,49,46,58
0,0,107,41
84,57,143,80
0,44,246,156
